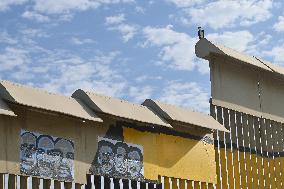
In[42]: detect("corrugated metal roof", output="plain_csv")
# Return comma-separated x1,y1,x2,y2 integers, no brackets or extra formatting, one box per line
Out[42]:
0,98,16,116
255,57,284,76
143,99,229,132
195,38,272,72
0,80,102,122
72,89,172,128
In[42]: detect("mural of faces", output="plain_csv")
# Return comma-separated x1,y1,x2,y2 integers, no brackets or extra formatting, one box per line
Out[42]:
90,137,144,180
114,143,128,176
97,141,115,175
20,132,37,175
127,147,143,178
37,136,55,178
20,130,74,182
55,139,75,181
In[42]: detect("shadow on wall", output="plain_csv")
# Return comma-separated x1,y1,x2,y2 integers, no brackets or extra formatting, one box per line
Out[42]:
123,125,211,168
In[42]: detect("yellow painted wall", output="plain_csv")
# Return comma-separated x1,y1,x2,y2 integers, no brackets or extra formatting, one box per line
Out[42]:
215,147,284,189
123,127,217,183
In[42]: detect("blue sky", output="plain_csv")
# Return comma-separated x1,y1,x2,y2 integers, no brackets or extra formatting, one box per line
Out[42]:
0,0,283,113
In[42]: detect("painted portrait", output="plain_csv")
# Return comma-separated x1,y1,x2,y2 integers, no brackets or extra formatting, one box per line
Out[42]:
20,132,38,175
20,130,74,182
90,137,144,180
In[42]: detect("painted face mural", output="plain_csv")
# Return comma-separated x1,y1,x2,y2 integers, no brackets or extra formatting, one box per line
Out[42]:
90,137,144,180
20,132,37,175
20,130,74,182
54,139,74,182
97,140,115,175
127,147,143,178
37,136,55,178
114,143,128,176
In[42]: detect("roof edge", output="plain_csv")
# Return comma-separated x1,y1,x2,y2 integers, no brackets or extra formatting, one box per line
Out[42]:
143,99,229,133
142,99,172,120
0,81,16,102
72,89,103,113
195,38,282,75
195,38,224,60
0,99,17,117
0,81,103,122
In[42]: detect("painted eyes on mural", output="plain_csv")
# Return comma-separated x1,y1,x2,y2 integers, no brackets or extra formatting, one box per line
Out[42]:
99,144,115,157
115,143,128,156
49,149,63,157
128,147,142,161
37,148,46,154
21,144,36,151
66,152,74,160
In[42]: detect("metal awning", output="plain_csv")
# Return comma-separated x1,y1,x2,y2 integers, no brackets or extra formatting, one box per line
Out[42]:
143,99,229,132
0,98,16,116
195,38,284,75
72,89,171,128
0,80,102,122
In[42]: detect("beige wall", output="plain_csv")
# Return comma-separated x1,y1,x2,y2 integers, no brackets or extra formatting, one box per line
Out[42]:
210,56,260,113
0,103,107,184
0,115,7,173
210,55,284,122
261,73,284,121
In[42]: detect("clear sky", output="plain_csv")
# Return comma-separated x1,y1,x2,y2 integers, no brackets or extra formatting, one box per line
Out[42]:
0,0,282,113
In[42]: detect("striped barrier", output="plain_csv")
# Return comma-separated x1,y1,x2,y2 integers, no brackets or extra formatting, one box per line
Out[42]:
0,174,217,189
211,104,284,189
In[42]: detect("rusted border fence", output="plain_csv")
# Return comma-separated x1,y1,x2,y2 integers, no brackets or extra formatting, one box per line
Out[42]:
211,103,284,189
0,174,218,189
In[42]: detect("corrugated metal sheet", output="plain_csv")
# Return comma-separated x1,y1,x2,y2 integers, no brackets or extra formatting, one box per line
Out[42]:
196,38,284,77
256,57,284,76
72,89,172,128
0,80,102,122
142,99,229,132
195,38,272,72
0,98,16,116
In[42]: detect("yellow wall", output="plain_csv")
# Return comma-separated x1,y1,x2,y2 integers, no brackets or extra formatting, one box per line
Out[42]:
123,127,217,183
215,147,284,189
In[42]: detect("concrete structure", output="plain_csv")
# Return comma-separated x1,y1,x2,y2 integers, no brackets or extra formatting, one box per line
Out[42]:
196,38,284,189
0,80,226,187
196,38,284,123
